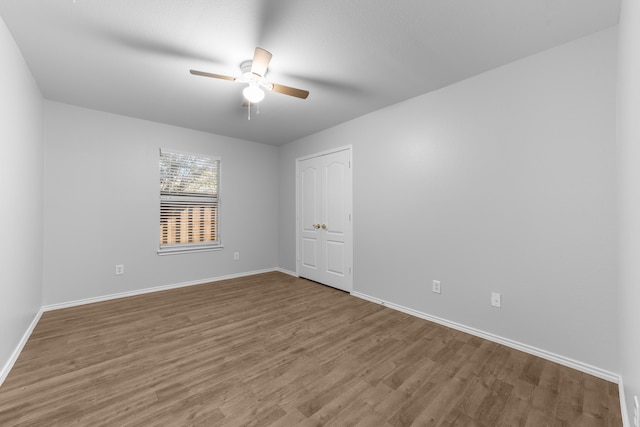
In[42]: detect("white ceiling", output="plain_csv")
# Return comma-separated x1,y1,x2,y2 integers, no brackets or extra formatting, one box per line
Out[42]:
0,0,620,146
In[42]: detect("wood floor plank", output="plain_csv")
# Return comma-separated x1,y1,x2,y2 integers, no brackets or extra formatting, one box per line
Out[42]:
0,272,622,426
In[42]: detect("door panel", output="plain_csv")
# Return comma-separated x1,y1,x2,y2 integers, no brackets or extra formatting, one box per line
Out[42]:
297,148,352,292
301,165,319,232
325,240,345,275
326,160,346,234
300,161,321,271
301,237,318,269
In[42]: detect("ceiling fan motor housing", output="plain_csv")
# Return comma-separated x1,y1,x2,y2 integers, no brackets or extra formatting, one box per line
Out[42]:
239,60,256,76
238,60,272,90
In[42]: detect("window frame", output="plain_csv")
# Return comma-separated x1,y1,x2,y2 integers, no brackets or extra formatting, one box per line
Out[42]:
158,148,222,255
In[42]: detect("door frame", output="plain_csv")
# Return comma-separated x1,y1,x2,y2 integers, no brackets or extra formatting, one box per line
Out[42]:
295,145,353,292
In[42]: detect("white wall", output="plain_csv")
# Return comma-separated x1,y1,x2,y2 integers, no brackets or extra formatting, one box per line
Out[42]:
43,102,279,305
618,0,640,422
0,17,44,376
279,28,619,374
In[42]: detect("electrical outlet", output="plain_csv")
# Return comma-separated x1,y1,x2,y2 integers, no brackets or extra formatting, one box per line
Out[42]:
633,395,639,427
115,264,124,275
491,292,501,308
233,252,240,261
432,280,441,294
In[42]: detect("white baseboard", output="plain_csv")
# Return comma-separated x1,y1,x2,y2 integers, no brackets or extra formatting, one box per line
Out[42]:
351,291,619,384
43,268,277,312
619,376,631,427
0,308,44,388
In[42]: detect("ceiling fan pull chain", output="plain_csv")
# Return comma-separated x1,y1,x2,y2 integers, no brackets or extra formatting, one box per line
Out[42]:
248,102,251,120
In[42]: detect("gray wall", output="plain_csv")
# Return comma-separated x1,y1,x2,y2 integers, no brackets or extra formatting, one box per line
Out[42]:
43,102,279,305
279,28,619,373
618,0,640,422
0,17,44,375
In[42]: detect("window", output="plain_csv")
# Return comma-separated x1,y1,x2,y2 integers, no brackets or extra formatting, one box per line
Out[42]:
159,149,221,254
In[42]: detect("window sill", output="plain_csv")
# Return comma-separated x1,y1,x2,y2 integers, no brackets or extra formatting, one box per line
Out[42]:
158,245,224,256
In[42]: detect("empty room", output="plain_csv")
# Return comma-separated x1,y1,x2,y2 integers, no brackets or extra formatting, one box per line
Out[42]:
1,0,639,425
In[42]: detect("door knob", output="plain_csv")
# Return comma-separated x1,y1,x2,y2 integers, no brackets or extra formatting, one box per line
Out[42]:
312,224,320,229
321,224,327,229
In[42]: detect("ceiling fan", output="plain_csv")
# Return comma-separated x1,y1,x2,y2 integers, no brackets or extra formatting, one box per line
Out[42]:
190,47,309,105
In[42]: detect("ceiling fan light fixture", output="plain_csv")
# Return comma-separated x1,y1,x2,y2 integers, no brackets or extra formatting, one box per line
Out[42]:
243,83,265,103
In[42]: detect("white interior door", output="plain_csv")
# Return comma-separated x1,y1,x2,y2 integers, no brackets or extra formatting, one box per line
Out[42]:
297,148,352,292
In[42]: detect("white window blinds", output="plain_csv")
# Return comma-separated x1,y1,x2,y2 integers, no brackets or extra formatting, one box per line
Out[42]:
159,149,221,254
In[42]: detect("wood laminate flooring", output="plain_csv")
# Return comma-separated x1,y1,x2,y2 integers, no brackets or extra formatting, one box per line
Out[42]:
0,272,622,426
